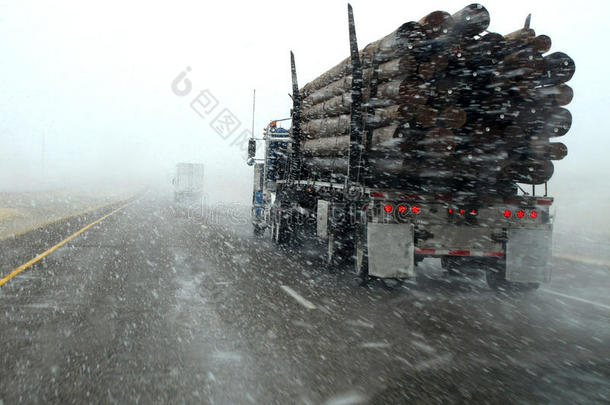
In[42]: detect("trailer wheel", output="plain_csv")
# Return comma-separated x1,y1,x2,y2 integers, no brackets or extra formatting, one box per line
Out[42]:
380,278,404,290
325,230,349,268
277,218,290,245
253,225,265,237
325,224,354,269
485,268,508,290
441,257,481,277
441,257,462,276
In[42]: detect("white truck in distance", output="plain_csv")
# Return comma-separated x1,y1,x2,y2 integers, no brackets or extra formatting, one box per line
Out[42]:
173,163,205,203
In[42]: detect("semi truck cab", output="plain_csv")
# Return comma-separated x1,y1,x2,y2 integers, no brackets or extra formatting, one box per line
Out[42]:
249,120,292,235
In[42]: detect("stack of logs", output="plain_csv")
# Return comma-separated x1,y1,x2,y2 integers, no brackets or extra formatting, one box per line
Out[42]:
298,3,575,191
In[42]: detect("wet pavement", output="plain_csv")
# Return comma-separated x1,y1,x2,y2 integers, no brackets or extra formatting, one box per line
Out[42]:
1,194,608,404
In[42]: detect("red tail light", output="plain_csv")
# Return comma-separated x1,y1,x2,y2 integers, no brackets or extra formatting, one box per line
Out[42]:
397,204,407,214
530,211,538,219
503,210,511,218
516,210,525,218
471,209,476,215
448,208,453,214
459,209,465,215
411,205,420,214
384,204,393,213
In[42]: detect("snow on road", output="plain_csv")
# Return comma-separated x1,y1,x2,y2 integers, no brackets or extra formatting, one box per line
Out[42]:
0,186,141,240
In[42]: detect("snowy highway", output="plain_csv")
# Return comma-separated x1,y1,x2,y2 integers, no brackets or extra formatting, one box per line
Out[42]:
0,194,608,404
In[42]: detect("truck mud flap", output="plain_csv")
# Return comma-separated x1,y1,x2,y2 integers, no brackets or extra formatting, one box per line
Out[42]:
368,223,414,279
316,200,329,238
506,228,552,283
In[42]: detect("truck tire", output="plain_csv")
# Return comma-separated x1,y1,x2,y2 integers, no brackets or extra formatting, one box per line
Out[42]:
325,224,353,269
277,217,290,245
253,225,265,237
441,257,481,277
441,257,460,276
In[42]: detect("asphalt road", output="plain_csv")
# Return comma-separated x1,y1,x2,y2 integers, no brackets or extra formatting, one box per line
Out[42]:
1,194,608,404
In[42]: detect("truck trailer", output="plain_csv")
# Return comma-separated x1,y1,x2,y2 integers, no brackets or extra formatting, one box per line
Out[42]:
173,162,205,203
247,4,573,290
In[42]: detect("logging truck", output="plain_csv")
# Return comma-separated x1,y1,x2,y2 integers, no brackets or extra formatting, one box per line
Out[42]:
247,4,573,289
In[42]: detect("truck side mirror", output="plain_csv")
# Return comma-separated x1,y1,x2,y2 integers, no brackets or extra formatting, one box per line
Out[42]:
248,138,256,159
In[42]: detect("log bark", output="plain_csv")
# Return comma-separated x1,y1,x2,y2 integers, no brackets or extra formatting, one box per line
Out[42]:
533,84,573,106
300,22,425,97
418,11,454,39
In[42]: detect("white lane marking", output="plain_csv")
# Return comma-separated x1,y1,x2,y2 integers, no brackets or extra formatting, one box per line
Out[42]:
541,289,610,311
223,241,235,249
212,351,242,362
280,285,316,310
323,391,367,405
360,342,391,349
553,253,610,268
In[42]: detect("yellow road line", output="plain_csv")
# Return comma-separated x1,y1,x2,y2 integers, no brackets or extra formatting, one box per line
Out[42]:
0,201,135,287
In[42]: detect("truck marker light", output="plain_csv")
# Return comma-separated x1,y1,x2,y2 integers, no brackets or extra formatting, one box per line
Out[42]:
397,205,407,214
471,209,476,215
503,210,511,218
411,205,420,214
459,209,465,215
384,204,393,213
517,210,525,218
448,208,453,214
530,211,538,219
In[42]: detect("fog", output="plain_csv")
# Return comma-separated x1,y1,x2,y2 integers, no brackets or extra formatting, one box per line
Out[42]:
0,0,608,234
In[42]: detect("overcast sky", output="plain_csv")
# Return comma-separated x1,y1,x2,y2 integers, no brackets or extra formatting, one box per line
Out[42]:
0,0,608,219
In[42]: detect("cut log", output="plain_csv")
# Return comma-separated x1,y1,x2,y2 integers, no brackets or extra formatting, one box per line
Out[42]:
451,4,490,37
